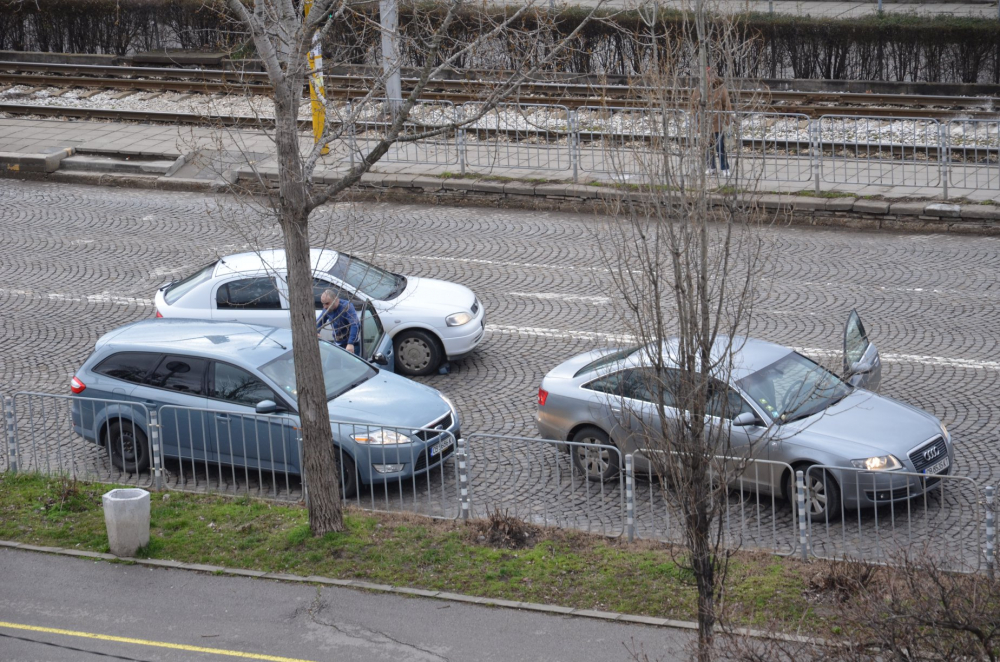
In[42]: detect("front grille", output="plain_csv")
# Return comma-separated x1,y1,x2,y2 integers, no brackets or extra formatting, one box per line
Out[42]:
909,436,948,473
413,441,454,472
413,412,453,442
865,477,941,502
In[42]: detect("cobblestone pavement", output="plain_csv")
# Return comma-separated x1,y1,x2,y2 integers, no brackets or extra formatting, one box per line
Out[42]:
1,180,998,566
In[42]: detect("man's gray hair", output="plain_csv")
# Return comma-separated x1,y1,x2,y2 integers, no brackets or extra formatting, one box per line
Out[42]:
322,289,339,301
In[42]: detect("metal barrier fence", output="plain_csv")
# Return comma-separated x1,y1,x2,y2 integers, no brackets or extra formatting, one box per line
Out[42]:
9,392,154,488
732,112,814,184
632,451,798,555
462,103,575,174
349,99,459,167
2,393,12,473
3,395,998,572
804,465,984,572
818,115,943,189
464,433,626,537
947,119,1000,191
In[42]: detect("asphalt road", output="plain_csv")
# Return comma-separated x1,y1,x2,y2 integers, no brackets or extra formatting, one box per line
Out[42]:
0,547,691,662
0,180,998,563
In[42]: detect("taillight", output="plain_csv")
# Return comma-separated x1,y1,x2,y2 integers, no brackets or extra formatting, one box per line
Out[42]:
70,376,86,394
155,310,163,318
537,388,548,407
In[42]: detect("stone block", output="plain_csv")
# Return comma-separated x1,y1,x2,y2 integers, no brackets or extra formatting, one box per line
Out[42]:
888,201,927,216
853,199,890,214
924,203,961,218
959,205,1000,221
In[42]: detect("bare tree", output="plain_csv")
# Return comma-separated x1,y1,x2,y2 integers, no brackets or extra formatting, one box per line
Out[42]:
220,0,611,534
594,10,771,660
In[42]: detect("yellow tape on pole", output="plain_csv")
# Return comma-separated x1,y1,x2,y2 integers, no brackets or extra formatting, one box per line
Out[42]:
304,0,329,155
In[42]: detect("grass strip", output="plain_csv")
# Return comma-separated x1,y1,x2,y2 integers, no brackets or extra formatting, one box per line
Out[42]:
0,473,833,635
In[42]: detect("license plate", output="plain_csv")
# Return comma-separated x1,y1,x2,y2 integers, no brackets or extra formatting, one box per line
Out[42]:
430,439,453,457
925,456,950,475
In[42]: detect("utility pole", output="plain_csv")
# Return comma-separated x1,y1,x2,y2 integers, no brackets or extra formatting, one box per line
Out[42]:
380,0,403,114
304,0,329,155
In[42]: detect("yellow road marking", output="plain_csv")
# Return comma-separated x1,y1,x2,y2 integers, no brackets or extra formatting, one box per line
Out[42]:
0,621,317,662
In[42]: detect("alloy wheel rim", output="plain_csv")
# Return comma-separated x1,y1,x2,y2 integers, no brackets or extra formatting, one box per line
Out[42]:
806,474,828,514
578,440,610,477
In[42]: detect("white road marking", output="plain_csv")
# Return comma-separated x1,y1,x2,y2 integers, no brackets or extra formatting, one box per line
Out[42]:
377,252,607,272
0,288,153,307
509,292,611,304
487,325,1000,371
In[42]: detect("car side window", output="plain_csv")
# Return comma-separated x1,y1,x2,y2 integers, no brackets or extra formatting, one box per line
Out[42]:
707,381,755,420
94,352,162,385
216,277,282,310
585,369,676,407
147,355,208,395
210,362,277,407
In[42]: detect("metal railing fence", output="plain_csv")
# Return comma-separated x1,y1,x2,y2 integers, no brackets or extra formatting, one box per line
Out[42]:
10,392,153,488
329,100,1000,196
463,433,626,537
804,464,984,572
947,119,1000,191
3,395,998,572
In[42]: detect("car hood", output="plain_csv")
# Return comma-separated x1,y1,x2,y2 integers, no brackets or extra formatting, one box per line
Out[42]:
775,389,942,459
327,370,451,430
381,276,476,317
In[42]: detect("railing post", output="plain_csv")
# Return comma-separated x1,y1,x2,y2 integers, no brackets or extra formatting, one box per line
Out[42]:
625,453,635,542
986,485,995,579
458,437,470,521
940,123,950,200
4,395,16,473
458,105,466,176
570,109,579,184
148,409,162,490
796,470,809,561
298,428,309,510
346,100,355,170
810,120,821,195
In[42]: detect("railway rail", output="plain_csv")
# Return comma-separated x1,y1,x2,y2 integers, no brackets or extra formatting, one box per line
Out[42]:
2,60,1000,120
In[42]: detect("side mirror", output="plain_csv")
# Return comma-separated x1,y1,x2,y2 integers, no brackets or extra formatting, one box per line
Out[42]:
849,359,874,375
372,352,389,366
255,399,278,415
732,412,759,427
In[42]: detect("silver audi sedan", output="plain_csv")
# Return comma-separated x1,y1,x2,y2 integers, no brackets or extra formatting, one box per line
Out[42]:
535,311,954,520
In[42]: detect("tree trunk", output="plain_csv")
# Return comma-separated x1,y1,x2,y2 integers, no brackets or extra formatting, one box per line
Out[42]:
274,82,344,535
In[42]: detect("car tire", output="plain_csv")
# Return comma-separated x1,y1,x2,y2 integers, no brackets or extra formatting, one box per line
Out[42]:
570,427,619,482
787,464,842,523
394,330,442,377
105,421,150,473
338,452,358,500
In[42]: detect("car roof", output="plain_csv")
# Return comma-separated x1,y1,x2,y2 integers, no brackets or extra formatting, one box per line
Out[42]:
95,319,292,367
625,336,795,382
215,248,340,276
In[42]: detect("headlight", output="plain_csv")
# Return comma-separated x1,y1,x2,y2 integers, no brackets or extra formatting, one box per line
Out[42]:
446,312,473,327
352,429,409,445
851,455,902,471
939,422,951,442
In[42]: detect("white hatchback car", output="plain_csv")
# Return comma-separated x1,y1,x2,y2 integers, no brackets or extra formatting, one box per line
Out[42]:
153,249,486,376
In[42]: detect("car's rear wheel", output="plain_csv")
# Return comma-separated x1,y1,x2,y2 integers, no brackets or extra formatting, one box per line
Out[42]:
105,421,150,473
570,427,619,482
787,464,841,523
394,330,441,377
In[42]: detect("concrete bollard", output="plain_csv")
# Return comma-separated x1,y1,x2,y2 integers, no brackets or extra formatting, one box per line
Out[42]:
102,488,150,557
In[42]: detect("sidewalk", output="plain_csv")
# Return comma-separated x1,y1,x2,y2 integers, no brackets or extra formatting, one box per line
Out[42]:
2,115,999,233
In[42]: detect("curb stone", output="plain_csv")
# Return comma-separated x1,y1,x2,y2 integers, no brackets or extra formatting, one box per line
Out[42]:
0,539,836,648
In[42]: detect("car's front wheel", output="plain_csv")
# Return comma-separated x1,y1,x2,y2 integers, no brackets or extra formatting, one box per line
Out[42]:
570,427,620,482
105,421,150,473
337,452,358,499
788,464,841,523
394,330,442,377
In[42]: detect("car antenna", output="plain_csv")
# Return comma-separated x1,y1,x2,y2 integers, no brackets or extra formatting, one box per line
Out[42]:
239,322,288,350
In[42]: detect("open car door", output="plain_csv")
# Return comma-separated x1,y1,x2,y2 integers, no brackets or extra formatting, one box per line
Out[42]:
358,302,395,372
843,309,881,390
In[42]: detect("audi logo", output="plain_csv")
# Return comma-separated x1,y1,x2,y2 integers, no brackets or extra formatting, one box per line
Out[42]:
923,446,941,462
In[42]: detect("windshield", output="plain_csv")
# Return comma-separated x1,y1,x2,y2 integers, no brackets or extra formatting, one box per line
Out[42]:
259,342,376,402
329,253,405,300
736,352,851,424
164,262,217,305
573,346,641,378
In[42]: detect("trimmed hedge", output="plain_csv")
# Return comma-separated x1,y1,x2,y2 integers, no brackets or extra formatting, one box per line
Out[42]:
1,0,998,83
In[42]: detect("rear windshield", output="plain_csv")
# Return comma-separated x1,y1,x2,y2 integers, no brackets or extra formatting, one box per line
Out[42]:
573,346,640,377
164,262,217,305
328,254,405,300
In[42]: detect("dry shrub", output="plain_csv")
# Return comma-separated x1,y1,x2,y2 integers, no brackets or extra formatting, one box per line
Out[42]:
473,507,538,550
806,557,882,603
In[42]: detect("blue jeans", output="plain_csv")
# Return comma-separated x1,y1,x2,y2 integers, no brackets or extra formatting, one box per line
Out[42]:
707,133,729,171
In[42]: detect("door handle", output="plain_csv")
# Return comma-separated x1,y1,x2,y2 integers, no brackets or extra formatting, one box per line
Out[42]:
215,413,230,421
611,407,622,414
